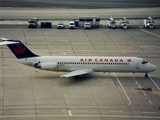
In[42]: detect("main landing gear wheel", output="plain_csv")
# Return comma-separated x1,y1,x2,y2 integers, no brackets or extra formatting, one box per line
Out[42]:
145,74,148,78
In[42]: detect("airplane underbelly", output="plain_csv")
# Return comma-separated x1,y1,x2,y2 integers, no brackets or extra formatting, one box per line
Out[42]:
57,64,130,72
109,65,130,72
93,65,129,72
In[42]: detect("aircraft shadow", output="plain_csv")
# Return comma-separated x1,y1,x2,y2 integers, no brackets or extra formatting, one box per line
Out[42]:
32,73,160,86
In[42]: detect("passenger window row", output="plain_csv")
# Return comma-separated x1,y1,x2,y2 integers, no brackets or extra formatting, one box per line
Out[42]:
58,62,129,65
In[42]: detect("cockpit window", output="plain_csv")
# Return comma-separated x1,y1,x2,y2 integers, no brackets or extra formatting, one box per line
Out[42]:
142,60,148,64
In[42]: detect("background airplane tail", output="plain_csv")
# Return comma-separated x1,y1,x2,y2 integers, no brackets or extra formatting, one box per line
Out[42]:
0,39,39,59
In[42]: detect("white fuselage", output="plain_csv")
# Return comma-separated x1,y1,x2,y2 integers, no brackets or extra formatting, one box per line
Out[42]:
0,39,157,77
16,56,157,73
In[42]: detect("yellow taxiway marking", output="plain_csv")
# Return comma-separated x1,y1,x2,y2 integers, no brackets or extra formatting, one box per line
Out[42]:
152,91,160,95
140,29,160,38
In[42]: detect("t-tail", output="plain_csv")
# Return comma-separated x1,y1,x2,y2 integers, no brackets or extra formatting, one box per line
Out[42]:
0,38,39,59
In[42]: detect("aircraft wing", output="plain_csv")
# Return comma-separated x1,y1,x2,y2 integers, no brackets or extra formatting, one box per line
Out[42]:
61,69,94,78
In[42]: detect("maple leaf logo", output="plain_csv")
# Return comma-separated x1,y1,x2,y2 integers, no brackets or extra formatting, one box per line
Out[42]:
127,59,132,62
14,45,26,55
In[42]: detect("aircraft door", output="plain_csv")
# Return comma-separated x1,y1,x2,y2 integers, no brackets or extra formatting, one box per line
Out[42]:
136,62,140,69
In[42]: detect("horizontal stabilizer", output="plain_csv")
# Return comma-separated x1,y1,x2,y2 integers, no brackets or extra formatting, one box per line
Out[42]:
1,37,9,40
0,40,19,45
61,69,94,78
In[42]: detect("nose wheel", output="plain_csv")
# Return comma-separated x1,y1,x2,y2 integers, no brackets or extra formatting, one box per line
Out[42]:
145,73,148,78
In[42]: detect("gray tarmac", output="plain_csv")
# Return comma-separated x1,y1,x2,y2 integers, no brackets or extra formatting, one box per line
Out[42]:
0,4,160,120
0,0,160,8
0,7,160,20
0,26,160,120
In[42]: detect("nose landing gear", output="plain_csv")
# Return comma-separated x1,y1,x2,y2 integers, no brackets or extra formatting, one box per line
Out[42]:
145,73,148,78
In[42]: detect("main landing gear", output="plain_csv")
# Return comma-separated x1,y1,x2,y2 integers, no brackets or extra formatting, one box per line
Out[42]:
145,73,148,78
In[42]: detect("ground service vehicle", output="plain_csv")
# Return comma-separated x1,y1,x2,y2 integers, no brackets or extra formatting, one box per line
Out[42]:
57,22,65,29
28,17,38,28
84,22,91,29
108,17,116,29
144,17,155,29
120,17,129,29
69,21,75,29
79,16,100,28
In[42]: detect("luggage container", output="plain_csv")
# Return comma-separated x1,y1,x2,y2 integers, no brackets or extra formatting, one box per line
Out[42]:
41,22,52,28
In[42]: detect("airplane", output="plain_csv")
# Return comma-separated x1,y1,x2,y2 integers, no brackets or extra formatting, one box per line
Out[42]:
0,38,157,78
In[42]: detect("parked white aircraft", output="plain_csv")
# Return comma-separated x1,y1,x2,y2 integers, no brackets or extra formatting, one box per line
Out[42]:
0,38,157,78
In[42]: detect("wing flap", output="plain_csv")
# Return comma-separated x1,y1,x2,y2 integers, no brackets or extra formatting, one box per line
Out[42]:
61,69,94,78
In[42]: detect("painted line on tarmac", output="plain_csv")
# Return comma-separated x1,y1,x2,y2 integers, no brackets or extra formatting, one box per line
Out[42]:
143,111,158,114
148,74,160,91
110,111,123,113
1,114,160,119
140,29,160,38
68,111,72,116
149,100,152,104
130,73,153,104
113,72,131,106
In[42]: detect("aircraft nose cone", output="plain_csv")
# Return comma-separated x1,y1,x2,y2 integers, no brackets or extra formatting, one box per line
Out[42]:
151,64,157,71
